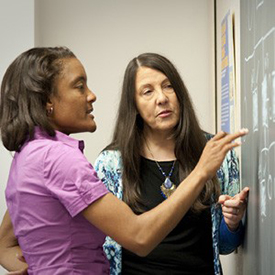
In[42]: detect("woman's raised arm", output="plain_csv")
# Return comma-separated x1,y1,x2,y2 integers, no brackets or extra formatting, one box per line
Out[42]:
82,129,248,257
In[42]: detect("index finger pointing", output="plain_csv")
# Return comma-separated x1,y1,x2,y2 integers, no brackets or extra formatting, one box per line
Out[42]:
238,187,250,201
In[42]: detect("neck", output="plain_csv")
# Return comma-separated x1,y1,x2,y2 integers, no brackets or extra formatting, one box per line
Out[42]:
142,130,176,161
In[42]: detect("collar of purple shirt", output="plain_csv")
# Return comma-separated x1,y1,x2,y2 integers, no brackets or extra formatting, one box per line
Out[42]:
33,127,85,153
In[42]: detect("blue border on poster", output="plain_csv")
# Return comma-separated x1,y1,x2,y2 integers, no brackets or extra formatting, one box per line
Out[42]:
221,11,230,133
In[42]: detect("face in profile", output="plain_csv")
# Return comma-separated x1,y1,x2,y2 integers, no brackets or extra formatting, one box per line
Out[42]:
47,58,97,135
135,66,180,136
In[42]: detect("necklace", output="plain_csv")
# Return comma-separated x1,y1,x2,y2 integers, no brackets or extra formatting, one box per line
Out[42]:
145,141,177,199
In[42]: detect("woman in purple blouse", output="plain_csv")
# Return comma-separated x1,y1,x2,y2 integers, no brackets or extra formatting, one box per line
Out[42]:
0,47,247,274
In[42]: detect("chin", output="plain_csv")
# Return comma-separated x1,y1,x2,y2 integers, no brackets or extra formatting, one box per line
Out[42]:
89,124,97,133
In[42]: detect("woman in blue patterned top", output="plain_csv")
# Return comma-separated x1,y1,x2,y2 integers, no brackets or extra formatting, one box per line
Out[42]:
94,53,249,275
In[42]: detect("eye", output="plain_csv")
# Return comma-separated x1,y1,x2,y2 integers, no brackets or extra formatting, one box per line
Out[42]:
143,89,152,95
163,83,174,93
76,82,85,92
164,83,173,89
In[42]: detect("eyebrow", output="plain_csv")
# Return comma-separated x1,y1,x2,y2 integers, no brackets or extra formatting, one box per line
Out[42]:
138,77,170,90
162,78,170,84
71,75,87,85
138,83,151,90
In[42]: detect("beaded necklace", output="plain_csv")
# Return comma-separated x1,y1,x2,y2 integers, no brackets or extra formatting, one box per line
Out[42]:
145,141,177,199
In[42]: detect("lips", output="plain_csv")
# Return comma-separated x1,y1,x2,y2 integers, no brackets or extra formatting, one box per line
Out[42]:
157,110,172,117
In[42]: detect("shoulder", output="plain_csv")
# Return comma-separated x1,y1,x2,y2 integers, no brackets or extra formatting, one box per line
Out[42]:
94,149,122,172
96,149,122,160
37,139,92,183
29,137,82,158
49,142,86,168
22,138,84,169
203,131,214,141
94,150,123,197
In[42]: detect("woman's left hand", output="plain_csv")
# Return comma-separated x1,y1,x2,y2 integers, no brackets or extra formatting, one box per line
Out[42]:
218,187,249,231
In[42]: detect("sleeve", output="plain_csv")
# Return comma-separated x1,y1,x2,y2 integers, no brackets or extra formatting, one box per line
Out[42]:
224,149,241,197
94,150,123,199
218,148,245,254
219,217,244,254
94,150,123,275
43,145,109,217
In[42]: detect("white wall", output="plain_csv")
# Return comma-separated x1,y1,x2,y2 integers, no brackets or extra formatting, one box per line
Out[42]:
0,1,34,273
35,0,215,164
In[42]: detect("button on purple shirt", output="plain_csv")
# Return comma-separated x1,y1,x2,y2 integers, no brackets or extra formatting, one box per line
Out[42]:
5,128,110,274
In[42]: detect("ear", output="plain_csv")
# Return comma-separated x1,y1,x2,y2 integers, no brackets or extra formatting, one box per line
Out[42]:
46,99,53,110
46,98,54,116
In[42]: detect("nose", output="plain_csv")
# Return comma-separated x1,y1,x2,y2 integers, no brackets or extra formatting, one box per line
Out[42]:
87,88,96,103
156,89,168,105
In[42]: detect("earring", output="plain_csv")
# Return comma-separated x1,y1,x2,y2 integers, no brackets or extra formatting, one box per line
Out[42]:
46,107,53,116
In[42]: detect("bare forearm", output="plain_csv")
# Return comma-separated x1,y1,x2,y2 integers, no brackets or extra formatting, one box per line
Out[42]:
0,211,27,271
84,130,248,257
83,169,206,257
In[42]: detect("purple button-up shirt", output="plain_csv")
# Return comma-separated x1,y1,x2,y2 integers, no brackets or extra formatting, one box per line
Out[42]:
5,128,110,274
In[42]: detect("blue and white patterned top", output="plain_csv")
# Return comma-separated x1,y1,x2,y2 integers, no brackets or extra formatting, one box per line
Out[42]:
94,135,244,275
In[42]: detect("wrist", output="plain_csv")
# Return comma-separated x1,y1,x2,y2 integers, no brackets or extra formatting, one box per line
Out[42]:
226,222,240,232
192,166,210,184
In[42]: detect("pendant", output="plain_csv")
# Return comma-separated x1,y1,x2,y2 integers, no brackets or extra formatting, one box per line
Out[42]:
160,177,176,199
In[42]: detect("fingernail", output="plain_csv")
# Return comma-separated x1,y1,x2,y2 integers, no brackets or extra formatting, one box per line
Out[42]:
240,128,249,133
